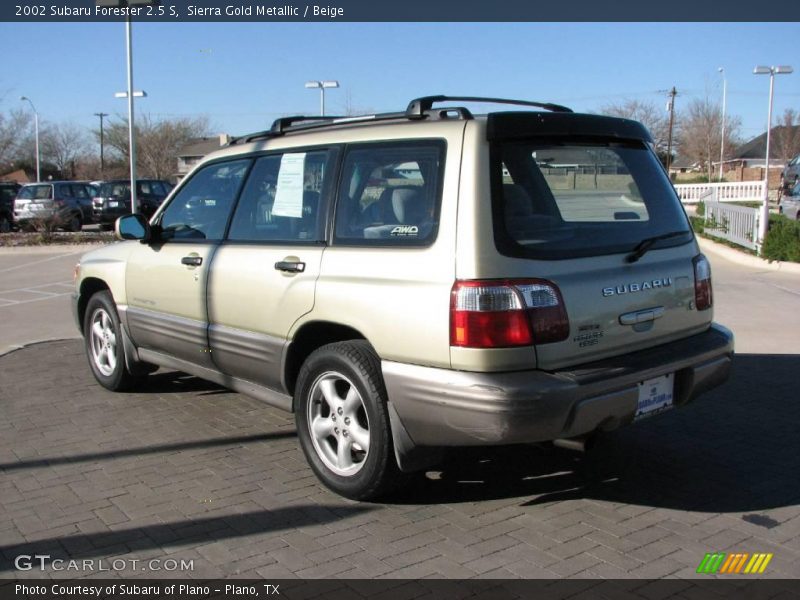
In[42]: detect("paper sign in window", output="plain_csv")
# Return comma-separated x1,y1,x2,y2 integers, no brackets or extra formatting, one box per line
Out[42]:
272,153,306,218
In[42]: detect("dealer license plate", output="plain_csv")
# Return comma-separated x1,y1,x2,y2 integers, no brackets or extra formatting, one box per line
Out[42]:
635,374,674,420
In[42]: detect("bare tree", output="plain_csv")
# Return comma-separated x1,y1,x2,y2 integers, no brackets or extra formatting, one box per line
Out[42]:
772,108,800,167
102,114,210,180
677,96,741,181
40,121,92,179
0,107,33,170
599,99,670,154
340,90,374,117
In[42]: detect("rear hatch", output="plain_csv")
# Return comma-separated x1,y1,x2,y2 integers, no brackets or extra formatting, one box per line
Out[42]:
15,184,53,214
94,182,131,213
483,113,708,370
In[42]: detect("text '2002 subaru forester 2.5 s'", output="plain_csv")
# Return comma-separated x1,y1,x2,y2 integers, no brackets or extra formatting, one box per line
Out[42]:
73,96,734,500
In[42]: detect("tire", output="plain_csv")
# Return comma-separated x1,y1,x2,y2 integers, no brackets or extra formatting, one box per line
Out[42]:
83,290,145,391
66,214,82,232
294,340,399,500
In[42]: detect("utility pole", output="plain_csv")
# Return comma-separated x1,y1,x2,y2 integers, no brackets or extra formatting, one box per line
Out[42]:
665,87,678,174
94,112,109,178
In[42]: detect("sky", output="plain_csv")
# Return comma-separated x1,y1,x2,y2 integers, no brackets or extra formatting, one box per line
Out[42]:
1,22,799,146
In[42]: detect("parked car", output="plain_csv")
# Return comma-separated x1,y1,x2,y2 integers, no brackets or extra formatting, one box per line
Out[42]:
73,95,734,500
0,181,21,232
781,154,800,191
779,181,800,220
14,181,94,231
92,179,172,229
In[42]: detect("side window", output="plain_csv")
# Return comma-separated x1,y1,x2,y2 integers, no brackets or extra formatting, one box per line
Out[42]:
334,141,444,246
138,181,152,195
151,181,166,196
228,150,330,242
72,185,88,199
60,185,73,198
159,159,251,241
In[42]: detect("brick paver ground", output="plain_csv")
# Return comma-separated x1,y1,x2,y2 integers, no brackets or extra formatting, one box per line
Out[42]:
1,340,799,580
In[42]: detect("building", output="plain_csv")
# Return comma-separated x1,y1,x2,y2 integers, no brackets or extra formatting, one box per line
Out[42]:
731,125,800,169
175,134,231,181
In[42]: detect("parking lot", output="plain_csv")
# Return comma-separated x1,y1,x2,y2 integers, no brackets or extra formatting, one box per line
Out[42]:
1,240,799,580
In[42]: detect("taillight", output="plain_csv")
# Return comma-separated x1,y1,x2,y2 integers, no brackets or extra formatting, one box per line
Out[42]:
693,254,713,311
450,279,569,348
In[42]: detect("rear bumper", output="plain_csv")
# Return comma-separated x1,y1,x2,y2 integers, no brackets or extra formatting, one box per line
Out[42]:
382,323,734,447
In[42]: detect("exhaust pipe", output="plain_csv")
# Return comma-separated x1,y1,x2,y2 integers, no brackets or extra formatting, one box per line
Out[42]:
553,434,595,453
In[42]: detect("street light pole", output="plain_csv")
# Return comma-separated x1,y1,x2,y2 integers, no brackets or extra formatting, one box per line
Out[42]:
97,0,157,214
718,67,727,182
94,112,109,178
124,15,139,214
754,65,793,248
20,96,40,183
304,80,339,116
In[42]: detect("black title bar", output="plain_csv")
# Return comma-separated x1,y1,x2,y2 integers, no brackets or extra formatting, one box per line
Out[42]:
3,0,798,22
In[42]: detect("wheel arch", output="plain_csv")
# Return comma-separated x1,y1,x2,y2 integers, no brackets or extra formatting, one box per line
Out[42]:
284,320,367,403
77,277,111,332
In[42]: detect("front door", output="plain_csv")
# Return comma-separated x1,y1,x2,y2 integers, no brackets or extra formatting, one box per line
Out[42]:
207,149,335,390
125,159,252,367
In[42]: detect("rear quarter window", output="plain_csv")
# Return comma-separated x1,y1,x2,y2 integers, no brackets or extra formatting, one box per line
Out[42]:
333,140,445,247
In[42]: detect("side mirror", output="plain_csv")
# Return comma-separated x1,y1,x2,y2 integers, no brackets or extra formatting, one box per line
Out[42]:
115,213,152,242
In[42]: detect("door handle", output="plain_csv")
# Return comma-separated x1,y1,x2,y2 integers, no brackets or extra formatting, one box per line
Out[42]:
181,255,203,267
619,306,664,326
275,260,306,273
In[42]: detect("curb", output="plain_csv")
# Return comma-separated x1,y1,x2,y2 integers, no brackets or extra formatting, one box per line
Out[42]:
698,237,800,275
0,336,80,358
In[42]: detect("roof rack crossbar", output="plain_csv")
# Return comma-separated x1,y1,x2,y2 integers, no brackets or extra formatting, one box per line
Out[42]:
405,95,573,117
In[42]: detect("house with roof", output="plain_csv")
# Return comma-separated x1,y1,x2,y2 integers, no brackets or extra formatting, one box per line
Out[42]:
731,125,800,169
175,134,231,181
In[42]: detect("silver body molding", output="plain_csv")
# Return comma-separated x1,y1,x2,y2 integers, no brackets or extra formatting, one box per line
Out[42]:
136,347,293,412
382,324,734,447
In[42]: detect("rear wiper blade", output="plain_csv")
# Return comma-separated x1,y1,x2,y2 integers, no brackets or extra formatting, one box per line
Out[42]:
626,230,690,263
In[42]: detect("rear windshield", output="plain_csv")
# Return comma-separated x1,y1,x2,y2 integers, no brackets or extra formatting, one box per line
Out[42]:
99,182,130,197
18,185,52,200
492,140,692,260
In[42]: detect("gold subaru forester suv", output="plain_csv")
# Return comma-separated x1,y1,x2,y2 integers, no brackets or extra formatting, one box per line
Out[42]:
73,96,734,499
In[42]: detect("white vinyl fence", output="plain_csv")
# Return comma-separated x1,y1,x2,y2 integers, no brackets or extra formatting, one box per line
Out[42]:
674,181,766,205
703,201,761,250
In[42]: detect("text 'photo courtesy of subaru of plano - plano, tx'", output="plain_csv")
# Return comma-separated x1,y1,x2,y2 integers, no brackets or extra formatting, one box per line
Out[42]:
14,181,96,232
92,179,173,230
72,95,734,500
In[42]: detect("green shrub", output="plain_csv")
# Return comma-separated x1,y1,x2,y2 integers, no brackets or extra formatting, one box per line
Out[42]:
762,215,800,263
689,216,705,234
695,200,705,217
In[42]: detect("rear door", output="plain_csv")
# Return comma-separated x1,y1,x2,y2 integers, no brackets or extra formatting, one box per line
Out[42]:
489,136,705,370
206,148,335,390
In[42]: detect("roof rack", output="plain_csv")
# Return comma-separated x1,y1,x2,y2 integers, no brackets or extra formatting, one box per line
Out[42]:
405,95,573,117
227,94,573,145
